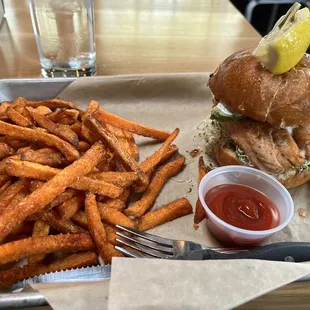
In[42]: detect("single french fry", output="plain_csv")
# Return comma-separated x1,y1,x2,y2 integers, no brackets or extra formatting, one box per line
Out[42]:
96,150,115,172
99,242,124,264
139,129,179,174
10,222,34,236
138,198,193,231
73,203,136,230
125,155,185,217
133,144,179,193
105,124,133,159
6,106,33,127
194,156,210,225
0,143,15,160
29,180,44,192
0,137,29,150
0,180,12,196
26,189,80,219
36,148,54,154
6,159,123,198
99,205,136,228
40,210,86,234
3,234,31,244
0,120,79,162
0,142,105,242
123,130,139,160
16,146,33,155
0,252,98,288
32,221,51,240
71,211,88,229
28,109,79,148
132,171,153,194
80,124,98,144
0,155,20,174
5,188,28,210
28,220,50,265
0,233,95,265
28,180,79,210
88,171,138,187
48,108,80,125
0,175,11,188
33,106,52,115
69,122,82,135
21,148,68,167
14,104,33,124
104,224,119,245
162,144,179,162
10,100,28,114
94,108,171,141
98,199,125,211
5,159,60,180
57,195,84,219
85,193,123,264
48,251,98,270
78,140,90,152
118,187,131,203
50,189,79,208
84,115,148,185
82,100,99,121
12,97,27,107
0,179,28,214
0,102,10,117
25,98,77,109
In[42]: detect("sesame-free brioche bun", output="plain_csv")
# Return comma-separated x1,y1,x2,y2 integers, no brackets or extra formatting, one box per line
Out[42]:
208,49,310,128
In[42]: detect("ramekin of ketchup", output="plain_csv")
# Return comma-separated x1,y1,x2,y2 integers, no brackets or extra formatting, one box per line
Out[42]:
198,166,294,246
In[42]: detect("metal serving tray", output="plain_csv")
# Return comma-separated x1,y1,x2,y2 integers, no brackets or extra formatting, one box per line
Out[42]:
0,77,310,309
0,78,75,102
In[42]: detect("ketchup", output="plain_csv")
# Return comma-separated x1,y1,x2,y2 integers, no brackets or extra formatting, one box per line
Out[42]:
204,184,280,231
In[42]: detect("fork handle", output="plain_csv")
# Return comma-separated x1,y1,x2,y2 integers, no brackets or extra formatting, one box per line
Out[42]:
179,242,310,262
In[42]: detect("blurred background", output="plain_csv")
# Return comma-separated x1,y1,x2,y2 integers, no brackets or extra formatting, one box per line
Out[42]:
1,0,310,78
231,0,310,36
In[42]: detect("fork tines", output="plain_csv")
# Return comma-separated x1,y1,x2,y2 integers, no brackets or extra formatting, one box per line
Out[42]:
115,225,174,259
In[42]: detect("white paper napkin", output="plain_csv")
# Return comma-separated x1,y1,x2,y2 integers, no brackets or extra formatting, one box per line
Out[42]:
108,258,310,310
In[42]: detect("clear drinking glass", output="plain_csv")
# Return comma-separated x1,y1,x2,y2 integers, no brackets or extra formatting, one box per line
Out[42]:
29,0,96,78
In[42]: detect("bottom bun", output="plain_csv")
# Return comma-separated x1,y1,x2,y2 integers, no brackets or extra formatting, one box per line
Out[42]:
280,170,310,189
213,144,239,166
213,143,310,189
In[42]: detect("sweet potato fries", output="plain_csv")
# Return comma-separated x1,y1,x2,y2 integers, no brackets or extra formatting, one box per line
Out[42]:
0,97,193,288
193,156,211,226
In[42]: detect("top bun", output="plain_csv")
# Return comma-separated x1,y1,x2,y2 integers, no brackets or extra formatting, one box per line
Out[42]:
208,49,310,127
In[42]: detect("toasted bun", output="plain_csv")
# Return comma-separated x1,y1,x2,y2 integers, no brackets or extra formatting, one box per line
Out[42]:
280,170,310,188
213,143,310,189
208,49,310,127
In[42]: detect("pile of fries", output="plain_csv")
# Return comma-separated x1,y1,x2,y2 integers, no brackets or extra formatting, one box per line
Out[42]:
0,98,193,288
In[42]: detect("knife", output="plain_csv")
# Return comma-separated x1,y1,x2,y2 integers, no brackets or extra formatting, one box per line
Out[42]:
11,265,111,291
174,242,310,262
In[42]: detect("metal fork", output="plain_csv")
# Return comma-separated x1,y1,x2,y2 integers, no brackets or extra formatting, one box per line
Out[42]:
115,224,246,259
115,225,310,262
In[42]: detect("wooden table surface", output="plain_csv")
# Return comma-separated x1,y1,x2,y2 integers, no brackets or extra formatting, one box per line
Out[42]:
1,0,310,309
1,0,262,78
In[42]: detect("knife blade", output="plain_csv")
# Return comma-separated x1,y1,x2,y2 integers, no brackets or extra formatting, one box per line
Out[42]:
11,265,111,291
